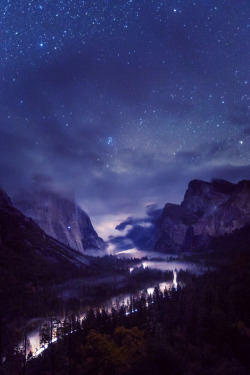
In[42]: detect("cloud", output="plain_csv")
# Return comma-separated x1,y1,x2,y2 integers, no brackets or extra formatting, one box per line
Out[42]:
108,203,163,251
116,216,153,231
1,11,250,238
206,164,250,182
175,151,201,164
242,127,250,136
228,104,250,127
175,139,241,166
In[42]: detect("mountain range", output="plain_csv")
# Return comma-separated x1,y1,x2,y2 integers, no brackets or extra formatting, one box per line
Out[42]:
111,179,250,253
1,178,250,266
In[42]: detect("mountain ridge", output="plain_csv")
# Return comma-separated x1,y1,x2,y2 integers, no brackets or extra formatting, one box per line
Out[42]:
155,179,250,253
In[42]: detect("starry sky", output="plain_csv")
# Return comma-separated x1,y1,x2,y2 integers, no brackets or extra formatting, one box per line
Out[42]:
1,0,250,238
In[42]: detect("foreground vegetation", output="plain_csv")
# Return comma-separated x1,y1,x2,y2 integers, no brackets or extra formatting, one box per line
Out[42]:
1,226,250,375
7,258,250,375
3,263,250,373
0,251,172,368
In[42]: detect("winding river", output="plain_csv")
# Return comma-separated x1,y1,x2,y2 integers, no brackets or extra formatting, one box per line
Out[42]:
26,255,211,357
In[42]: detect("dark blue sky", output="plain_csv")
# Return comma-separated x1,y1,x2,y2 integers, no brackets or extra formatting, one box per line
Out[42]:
1,0,250,237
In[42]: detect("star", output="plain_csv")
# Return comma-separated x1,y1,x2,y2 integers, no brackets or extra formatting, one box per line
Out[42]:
1,0,250,238
107,137,114,145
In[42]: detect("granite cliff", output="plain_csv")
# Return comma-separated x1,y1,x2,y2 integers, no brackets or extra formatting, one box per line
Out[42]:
155,179,250,253
0,188,89,283
14,188,106,253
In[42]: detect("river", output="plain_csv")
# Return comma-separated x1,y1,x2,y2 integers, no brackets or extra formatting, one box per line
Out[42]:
26,254,211,357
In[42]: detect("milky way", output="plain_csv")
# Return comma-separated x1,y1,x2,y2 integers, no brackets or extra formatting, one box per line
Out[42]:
1,0,250,237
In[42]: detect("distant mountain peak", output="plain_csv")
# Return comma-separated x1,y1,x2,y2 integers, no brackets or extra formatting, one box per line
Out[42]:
0,186,89,290
14,187,106,253
155,178,250,253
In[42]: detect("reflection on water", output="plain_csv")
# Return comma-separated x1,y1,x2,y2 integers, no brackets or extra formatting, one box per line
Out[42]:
26,250,211,357
141,260,206,274
29,330,41,355
128,260,209,276
146,281,172,295
116,249,179,259
116,249,209,275
27,274,177,356
173,269,178,289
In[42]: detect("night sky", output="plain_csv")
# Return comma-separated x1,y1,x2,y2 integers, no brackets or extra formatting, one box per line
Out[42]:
1,0,250,238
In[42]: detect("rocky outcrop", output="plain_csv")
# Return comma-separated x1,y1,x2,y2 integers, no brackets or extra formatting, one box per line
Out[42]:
0,189,89,282
14,189,106,253
155,179,250,253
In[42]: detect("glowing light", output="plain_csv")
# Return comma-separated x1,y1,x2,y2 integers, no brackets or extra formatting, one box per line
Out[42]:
107,136,113,145
173,269,178,289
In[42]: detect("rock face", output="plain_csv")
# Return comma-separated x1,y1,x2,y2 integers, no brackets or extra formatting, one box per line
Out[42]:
0,188,88,281
14,189,105,253
155,179,250,253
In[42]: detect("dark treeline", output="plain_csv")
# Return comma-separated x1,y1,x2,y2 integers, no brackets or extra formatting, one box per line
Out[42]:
2,226,250,375
3,249,250,375
0,249,172,370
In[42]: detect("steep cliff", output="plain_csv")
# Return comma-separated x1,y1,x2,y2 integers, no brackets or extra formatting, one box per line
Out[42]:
0,188,89,283
14,189,106,253
155,179,250,253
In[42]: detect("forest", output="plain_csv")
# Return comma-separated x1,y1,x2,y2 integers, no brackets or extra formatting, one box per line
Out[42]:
1,226,250,375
